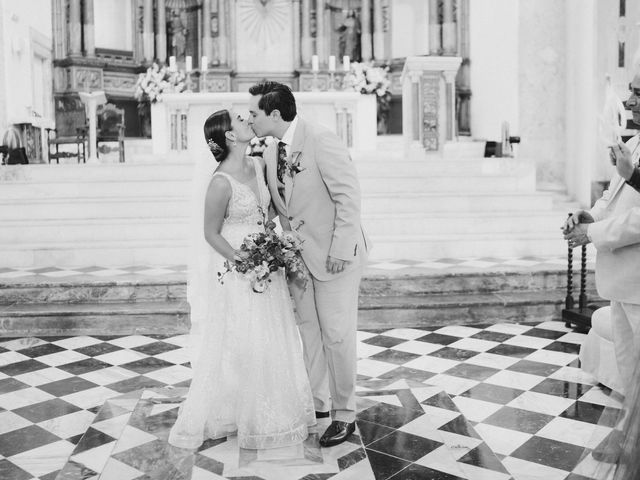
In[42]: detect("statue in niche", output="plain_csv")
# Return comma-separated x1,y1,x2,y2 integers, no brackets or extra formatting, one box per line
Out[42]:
336,10,361,62
168,8,188,59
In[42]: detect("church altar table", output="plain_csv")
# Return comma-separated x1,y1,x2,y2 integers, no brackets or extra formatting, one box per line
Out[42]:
150,92,377,159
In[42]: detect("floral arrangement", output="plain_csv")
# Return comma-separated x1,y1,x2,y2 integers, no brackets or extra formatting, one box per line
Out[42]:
343,62,392,133
248,136,274,157
134,62,188,104
343,62,391,98
218,210,307,293
281,153,305,178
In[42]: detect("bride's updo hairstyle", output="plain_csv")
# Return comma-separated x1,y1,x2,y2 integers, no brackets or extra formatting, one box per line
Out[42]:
204,109,232,162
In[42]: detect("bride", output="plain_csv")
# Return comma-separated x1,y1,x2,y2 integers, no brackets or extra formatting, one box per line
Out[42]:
168,109,315,450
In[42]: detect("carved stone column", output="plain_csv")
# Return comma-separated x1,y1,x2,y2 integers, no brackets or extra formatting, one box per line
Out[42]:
428,0,441,55
361,0,372,62
292,0,301,68
227,0,236,70
442,0,457,55
202,0,213,67
218,0,228,66
315,0,325,62
69,0,82,56
301,0,312,66
373,0,384,60
83,0,95,56
156,0,167,63
53,0,67,59
142,0,154,61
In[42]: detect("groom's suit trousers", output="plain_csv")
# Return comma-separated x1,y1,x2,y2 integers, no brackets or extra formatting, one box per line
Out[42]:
290,265,362,423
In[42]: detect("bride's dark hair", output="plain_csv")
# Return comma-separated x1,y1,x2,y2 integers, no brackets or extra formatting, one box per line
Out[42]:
204,109,231,162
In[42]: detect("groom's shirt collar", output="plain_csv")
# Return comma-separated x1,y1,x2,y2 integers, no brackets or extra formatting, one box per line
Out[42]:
279,116,298,153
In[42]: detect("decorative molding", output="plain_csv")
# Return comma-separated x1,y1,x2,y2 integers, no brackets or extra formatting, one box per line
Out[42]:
237,0,289,44
299,73,329,92
70,66,103,91
422,73,440,151
201,75,231,92
390,71,403,95
103,71,138,96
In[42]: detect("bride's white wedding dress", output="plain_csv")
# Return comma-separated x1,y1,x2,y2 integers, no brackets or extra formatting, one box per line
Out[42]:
168,156,315,450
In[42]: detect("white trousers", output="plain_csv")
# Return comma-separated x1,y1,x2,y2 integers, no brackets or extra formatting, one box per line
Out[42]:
610,301,640,396
289,265,362,423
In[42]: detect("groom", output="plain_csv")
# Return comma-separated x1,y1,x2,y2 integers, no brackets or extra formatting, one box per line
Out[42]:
248,81,368,447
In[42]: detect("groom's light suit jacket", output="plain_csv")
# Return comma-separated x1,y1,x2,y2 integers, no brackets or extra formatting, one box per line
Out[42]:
264,117,369,281
588,134,640,305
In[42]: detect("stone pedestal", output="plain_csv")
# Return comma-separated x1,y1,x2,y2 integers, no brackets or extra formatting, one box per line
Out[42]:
401,56,462,156
78,91,107,163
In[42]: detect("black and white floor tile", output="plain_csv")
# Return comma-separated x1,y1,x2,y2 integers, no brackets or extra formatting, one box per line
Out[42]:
0,320,620,480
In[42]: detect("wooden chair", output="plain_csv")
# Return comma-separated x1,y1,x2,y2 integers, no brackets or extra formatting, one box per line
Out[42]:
46,96,87,164
96,103,125,163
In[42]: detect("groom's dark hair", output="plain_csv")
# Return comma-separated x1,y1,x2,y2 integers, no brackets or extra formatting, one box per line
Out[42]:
249,81,297,122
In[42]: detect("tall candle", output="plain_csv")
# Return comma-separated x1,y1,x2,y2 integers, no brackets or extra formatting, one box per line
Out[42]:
185,55,192,72
169,56,177,72
328,55,336,72
311,55,319,72
201,56,208,70
343,55,350,72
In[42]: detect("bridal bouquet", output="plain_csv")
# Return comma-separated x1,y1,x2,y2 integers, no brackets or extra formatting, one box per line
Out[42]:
218,215,307,293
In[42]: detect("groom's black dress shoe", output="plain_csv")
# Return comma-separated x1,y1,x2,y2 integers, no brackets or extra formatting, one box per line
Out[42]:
315,411,330,419
319,421,355,447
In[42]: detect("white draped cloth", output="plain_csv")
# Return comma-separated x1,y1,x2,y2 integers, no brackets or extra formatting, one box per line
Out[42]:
168,155,315,450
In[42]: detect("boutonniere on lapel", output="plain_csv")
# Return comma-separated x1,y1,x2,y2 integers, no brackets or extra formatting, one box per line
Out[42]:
285,153,305,178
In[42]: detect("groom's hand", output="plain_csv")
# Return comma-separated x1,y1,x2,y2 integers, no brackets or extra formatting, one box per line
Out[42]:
327,256,349,274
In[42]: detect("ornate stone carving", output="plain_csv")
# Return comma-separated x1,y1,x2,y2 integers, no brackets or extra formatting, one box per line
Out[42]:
237,0,289,44
422,73,440,151
70,67,103,91
299,73,328,92
103,72,138,96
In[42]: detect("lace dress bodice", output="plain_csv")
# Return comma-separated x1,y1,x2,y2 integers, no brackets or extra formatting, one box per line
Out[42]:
212,157,271,249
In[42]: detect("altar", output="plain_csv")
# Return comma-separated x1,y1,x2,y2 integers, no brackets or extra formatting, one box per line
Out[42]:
150,91,377,158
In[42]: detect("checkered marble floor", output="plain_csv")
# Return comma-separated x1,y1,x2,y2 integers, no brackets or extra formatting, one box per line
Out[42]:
0,320,619,480
0,254,595,282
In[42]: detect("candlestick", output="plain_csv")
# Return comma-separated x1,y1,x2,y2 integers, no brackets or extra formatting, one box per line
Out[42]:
329,55,336,72
343,56,350,72
201,56,208,71
311,55,319,72
185,56,192,72
169,56,177,72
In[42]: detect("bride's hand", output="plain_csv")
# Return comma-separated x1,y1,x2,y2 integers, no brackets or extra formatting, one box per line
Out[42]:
233,250,249,263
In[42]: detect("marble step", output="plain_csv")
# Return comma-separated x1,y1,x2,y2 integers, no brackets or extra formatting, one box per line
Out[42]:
364,211,563,235
0,172,536,200
368,232,571,259
0,195,190,220
0,211,566,245
0,239,188,268
0,290,600,336
0,234,573,268
352,157,533,177
0,301,190,336
0,269,589,306
2,155,529,183
0,217,186,243
0,192,555,221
